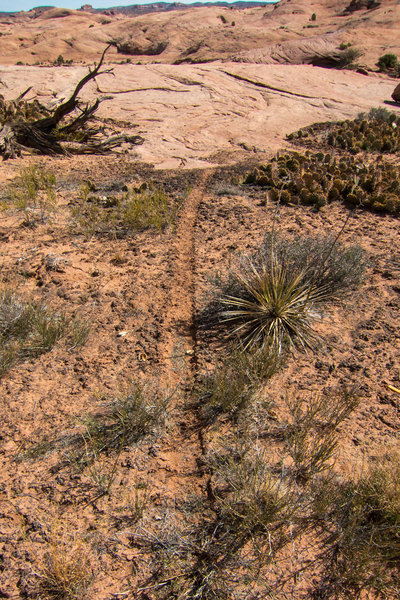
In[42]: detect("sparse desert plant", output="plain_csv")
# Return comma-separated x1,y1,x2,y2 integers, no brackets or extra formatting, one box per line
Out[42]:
311,12,317,20
256,233,367,297
284,389,359,482
220,256,326,353
0,289,89,376
194,346,281,421
8,163,57,225
313,450,400,598
377,52,398,72
337,47,364,68
36,541,92,600
203,233,365,355
70,183,173,237
80,382,169,456
211,445,291,536
122,184,173,231
135,444,297,599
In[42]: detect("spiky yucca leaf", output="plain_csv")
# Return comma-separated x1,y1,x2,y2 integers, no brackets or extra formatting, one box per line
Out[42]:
221,259,327,353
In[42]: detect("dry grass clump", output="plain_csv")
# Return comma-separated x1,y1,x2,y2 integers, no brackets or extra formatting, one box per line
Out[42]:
193,347,281,421
36,541,92,600
245,150,400,215
287,107,400,155
0,289,89,376
6,163,57,226
210,445,291,537
80,382,169,457
283,389,359,482
313,450,400,598
71,182,174,237
133,444,295,599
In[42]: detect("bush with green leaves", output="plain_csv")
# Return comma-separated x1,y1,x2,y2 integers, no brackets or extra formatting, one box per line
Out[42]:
7,164,57,225
246,150,400,214
336,47,364,69
377,52,399,72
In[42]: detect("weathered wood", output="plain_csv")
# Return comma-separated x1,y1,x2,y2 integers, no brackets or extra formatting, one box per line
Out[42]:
0,45,142,160
34,44,113,133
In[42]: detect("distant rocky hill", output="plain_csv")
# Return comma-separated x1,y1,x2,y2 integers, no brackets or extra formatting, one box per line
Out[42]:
1,1,271,18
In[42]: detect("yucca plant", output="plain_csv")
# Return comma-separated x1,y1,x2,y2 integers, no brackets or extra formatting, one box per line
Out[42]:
221,256,327,353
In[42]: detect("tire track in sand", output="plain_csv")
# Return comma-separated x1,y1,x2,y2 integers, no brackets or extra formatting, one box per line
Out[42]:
154,168,214,496
158,168,214,387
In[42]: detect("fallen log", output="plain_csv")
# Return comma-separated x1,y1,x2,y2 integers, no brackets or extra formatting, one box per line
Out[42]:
0,45,143,160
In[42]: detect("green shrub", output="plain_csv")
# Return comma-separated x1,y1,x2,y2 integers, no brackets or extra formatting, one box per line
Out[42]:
337,47,364,68
256,233,367,296
208,232,365,354
311,12,317,20
220,255,326,353
377,53,398,72
122,185,172,231
71,183,173,237
8,164,56,226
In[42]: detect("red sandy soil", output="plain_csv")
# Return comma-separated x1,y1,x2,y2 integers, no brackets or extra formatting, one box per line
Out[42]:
0,0,400,598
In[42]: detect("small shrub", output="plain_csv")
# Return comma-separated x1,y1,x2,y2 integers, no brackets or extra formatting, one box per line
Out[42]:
203,233,365,355
122,185,173,231
256,233,367,296
219,14,228,23
220,256,325,353
0,289,89,376
311,12,317,20
284,389,359,482
70,183,173,237
80,382,169,457
194,347,281,421
212,445,291,535
313,451,400,597
337,47,364,68
377,52,398,72
8,164,56,226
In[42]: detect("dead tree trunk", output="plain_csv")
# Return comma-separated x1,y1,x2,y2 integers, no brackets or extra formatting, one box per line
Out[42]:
0,45,143,160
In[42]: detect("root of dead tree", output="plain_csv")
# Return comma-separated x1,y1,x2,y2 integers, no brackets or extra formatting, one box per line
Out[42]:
0,45,144,160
